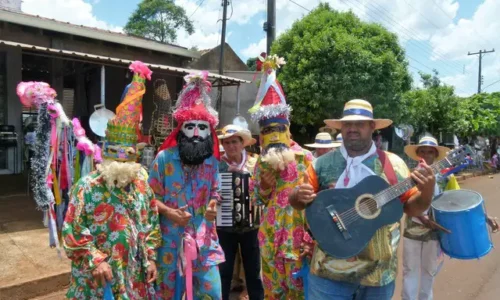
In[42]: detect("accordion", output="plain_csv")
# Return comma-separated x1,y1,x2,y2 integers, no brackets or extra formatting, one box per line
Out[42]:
217,172,262,229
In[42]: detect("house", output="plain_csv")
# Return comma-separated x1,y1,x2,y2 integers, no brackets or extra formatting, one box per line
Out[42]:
189,43,260,134
0,8,249,174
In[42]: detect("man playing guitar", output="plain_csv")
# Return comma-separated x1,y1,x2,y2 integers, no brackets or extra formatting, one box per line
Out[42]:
289,99,436,300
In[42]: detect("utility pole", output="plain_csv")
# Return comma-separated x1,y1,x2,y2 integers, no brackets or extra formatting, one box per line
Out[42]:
217,0,229,114
264,0,276,54
468,49,495,93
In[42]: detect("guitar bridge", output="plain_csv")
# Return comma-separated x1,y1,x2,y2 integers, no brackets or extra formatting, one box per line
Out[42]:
327,205,351,240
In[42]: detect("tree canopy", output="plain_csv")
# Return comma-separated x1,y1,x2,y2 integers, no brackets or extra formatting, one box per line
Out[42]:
124,0,194,43
246,57,257,71
401,70,468,137
270,3,412,137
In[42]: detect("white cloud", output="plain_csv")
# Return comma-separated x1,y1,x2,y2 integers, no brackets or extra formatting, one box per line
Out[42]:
174,0,265,49
241,37,266,58
21,0,122,32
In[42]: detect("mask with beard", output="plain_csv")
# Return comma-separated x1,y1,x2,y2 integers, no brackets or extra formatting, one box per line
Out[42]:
260,123,295,171
177,131,214,165
97,159,142,189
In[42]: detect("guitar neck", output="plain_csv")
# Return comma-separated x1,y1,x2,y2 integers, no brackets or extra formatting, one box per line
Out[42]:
375,158,451,207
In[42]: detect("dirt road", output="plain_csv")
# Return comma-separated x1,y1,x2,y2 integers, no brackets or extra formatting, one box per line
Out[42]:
30,174,500,300
393,173,500,300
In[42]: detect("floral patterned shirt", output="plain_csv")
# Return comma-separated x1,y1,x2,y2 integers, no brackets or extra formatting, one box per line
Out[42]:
148,146,225,266
254,142,315,260
306,150,418,287
62,169,161,300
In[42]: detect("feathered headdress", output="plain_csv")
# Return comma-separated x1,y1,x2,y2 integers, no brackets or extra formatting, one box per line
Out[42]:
249,53,290,126
159,71,220,159
102,61,152,162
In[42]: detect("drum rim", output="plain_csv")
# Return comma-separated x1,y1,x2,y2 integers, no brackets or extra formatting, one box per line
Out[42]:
431,189,483,212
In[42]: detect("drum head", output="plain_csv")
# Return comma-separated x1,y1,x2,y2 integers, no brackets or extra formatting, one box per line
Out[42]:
432,189,483,212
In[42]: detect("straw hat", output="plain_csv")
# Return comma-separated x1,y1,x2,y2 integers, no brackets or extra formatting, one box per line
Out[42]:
404,136,449,161
305,132,342,148
217,124,256,148
324,99,392,130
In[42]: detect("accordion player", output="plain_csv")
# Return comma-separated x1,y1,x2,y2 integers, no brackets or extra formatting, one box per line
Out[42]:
217,171,262,229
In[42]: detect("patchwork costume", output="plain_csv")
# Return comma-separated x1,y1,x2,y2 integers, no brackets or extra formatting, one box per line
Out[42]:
249,54,314,300
62,62,162,299
148,71,224,299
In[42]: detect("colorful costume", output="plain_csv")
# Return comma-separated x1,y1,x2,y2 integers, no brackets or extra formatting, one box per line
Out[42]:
62,62,161,299
16,82,101,251
249,54,314,300
148,71,224,299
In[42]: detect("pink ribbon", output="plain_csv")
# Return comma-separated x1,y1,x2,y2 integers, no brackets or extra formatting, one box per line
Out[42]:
180,234,197,300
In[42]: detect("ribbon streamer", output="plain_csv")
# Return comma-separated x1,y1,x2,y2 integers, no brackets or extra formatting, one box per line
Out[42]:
292,258,309,300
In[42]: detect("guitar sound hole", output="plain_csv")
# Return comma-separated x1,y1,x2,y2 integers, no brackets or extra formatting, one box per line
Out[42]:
357,197,379,217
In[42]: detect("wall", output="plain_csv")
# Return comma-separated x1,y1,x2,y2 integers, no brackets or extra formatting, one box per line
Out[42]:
207,71,259,134
189,44,248,72
0,44,22,173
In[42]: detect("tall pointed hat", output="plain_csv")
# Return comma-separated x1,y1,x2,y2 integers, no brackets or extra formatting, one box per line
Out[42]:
159,71,220,159
249,53,290,126
102,61,152,162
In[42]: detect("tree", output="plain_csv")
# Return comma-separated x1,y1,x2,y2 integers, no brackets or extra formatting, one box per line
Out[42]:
270,4,412,139
401,71,467,137
460,92,500,137
124,0,194,43
246,57,257,71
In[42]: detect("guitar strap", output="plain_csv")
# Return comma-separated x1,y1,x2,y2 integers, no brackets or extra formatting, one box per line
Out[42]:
376,149,398,186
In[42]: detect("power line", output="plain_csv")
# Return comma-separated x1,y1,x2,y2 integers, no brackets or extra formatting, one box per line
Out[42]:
189,0,206,19
430,0,495,50
468,49,495,93
482,79,500,91
289,0,310,12
348,0,466,74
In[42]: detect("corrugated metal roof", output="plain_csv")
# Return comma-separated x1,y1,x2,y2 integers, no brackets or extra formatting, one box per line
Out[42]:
0,40,250,86
0,8,200,59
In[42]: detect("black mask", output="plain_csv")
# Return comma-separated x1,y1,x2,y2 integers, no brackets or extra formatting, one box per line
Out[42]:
177,131,214,165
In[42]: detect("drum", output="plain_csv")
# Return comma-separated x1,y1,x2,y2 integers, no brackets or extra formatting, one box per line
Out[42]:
431,189,493,260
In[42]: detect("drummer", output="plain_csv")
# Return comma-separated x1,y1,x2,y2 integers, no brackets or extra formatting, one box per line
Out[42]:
402,135,499,300
402,135,449,300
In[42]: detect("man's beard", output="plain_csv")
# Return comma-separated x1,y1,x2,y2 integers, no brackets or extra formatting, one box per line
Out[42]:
97,159,142,189
177,131,214,166
344,138,372,152
261,143,295,171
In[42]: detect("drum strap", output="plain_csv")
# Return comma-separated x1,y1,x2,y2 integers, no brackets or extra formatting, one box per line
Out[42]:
377,149,398,186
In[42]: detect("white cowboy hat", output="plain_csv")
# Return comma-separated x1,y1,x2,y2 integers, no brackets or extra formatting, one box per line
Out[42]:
324,99,392,130
404,136,449,161
217,124,256,148
305,132,342,148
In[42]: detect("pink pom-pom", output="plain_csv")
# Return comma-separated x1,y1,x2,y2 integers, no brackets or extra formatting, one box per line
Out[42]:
129,61,152,81
94,145,102,163
72,118,86,137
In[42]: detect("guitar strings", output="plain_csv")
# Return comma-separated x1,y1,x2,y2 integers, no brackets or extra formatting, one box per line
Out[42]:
335,154,460,225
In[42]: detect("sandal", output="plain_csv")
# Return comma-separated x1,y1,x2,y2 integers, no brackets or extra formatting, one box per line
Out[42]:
487,216,499,233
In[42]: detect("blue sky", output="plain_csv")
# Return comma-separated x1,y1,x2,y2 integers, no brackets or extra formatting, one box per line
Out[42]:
21,0,500,96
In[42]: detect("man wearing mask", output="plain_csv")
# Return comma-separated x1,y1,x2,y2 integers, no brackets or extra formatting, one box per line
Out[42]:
62,62,161,299
148,71,224,299
249,53,314,300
